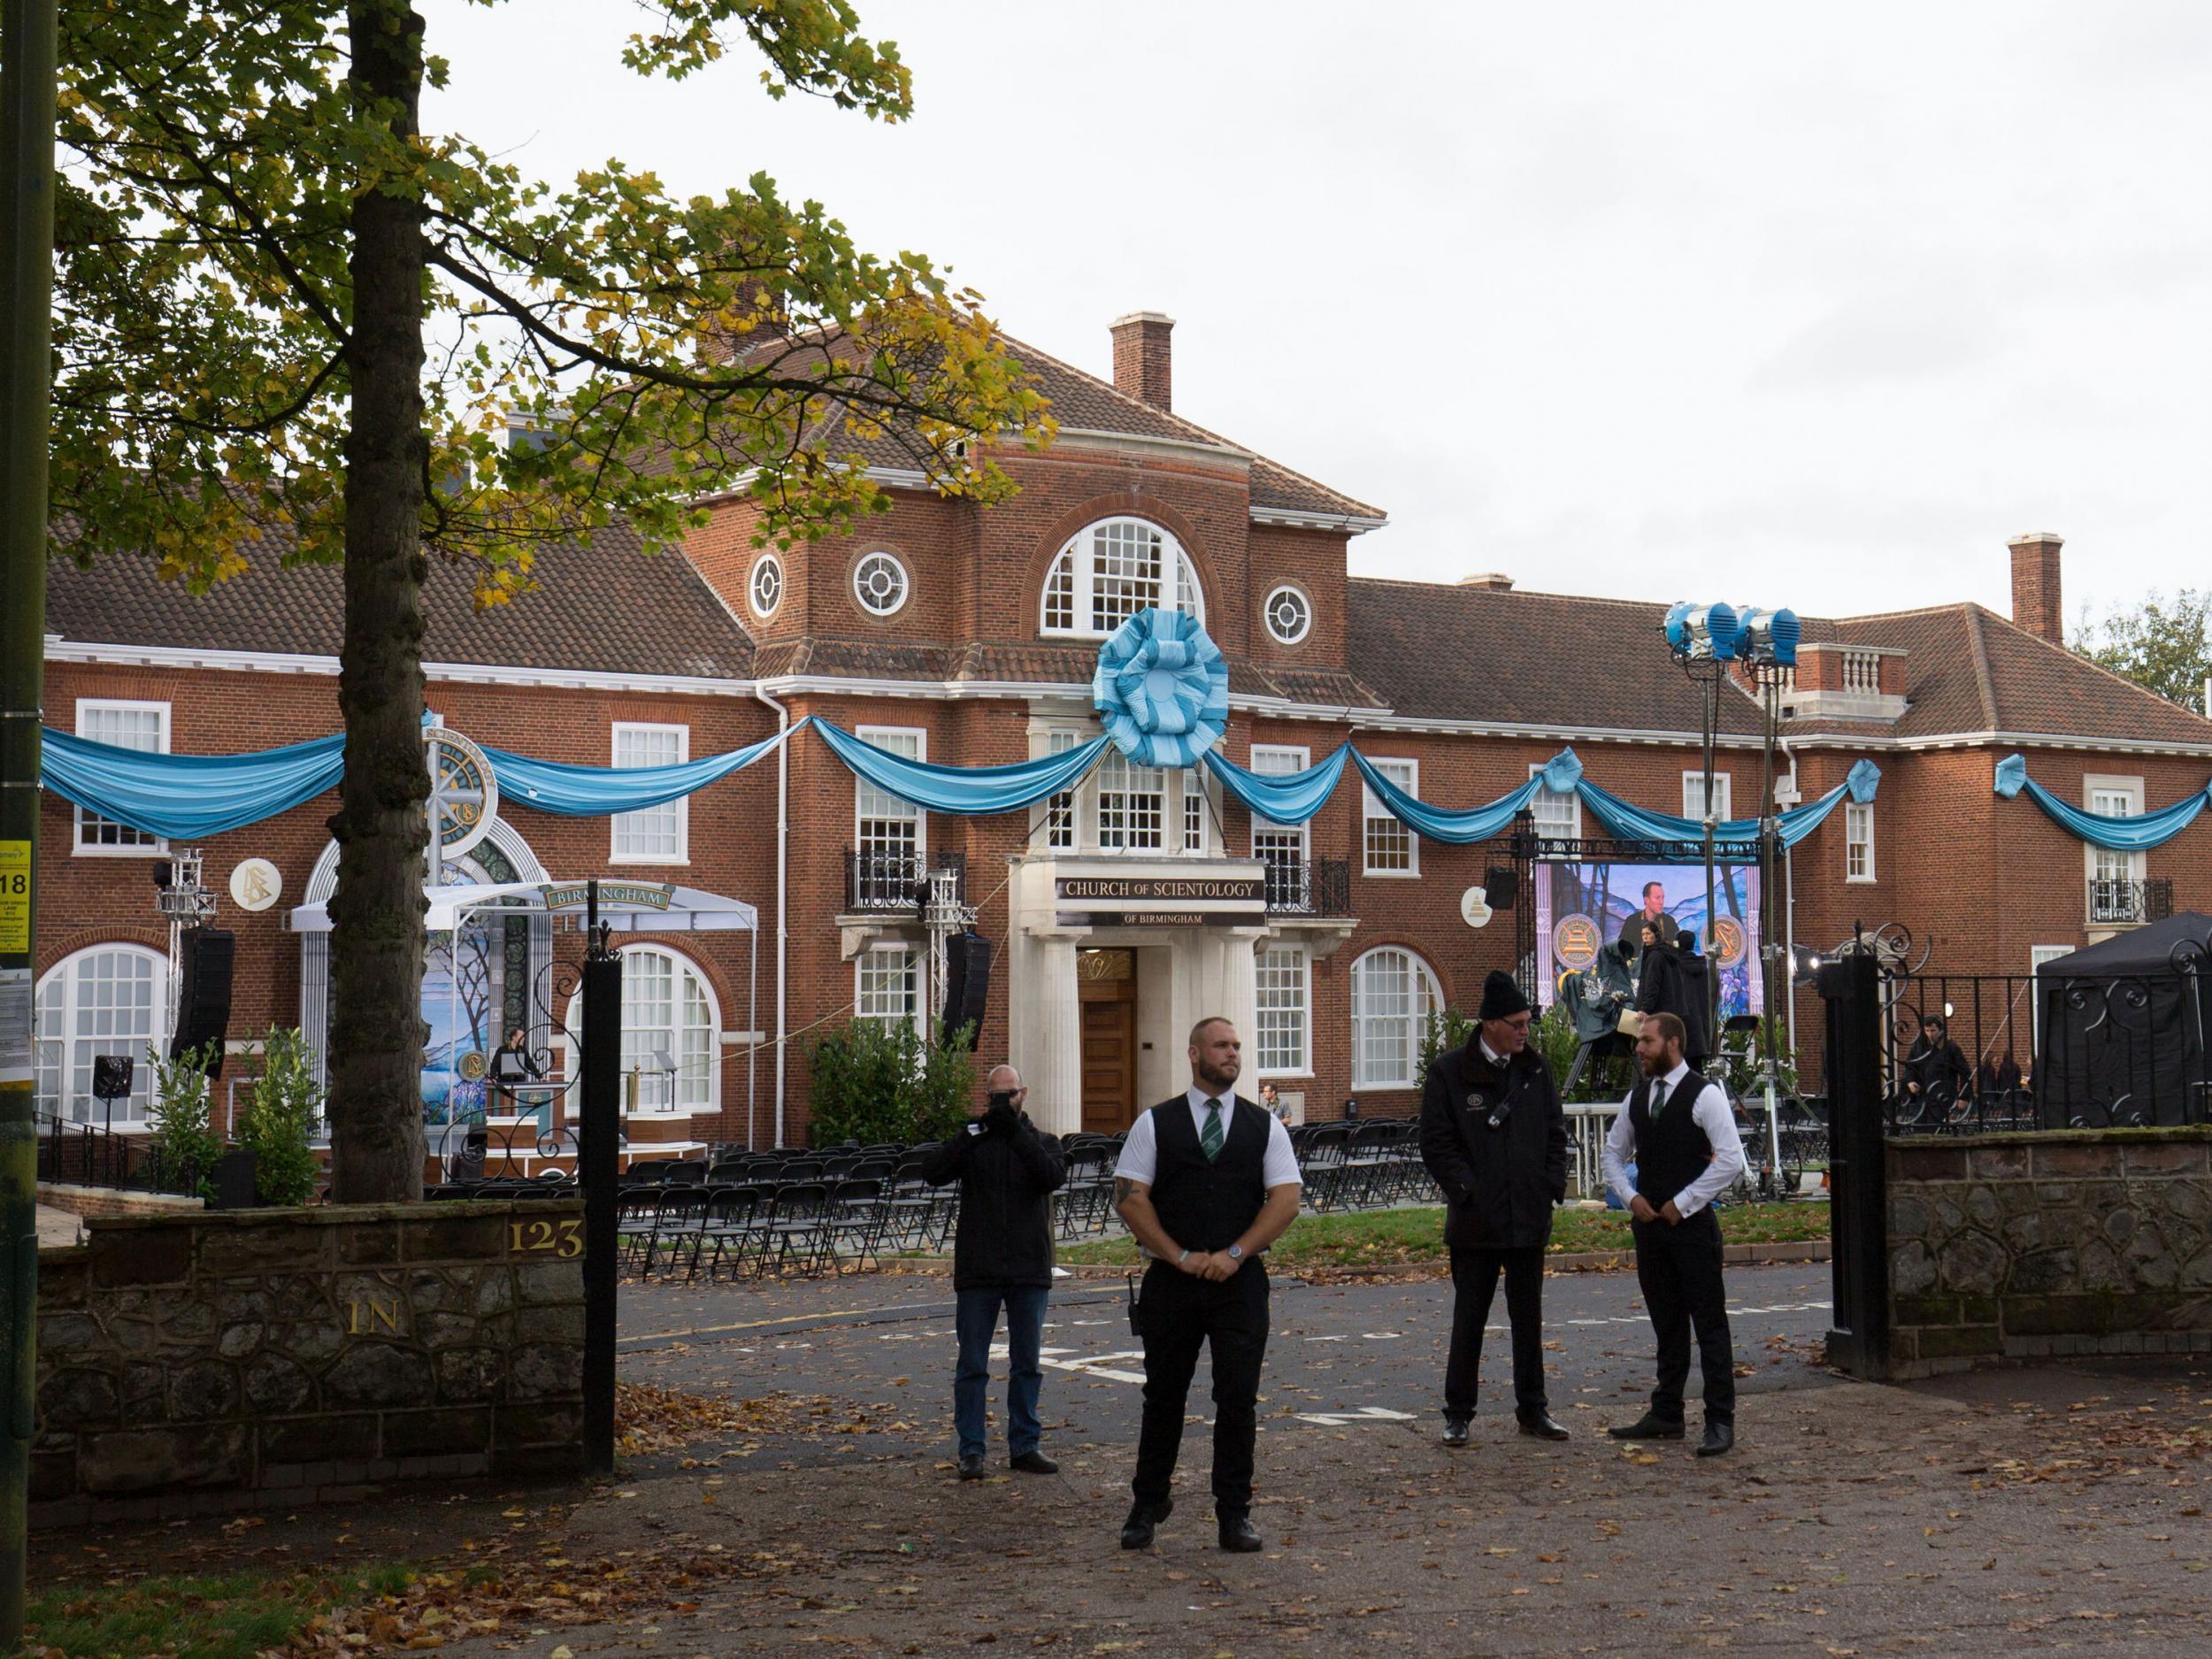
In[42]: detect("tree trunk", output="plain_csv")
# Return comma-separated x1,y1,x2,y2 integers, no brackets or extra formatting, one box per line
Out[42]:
328,0,430,1202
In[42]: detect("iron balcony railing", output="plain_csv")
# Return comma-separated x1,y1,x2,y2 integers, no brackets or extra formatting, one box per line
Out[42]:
843,848,967,913
1262,856,1351,917
2088,876,2172,926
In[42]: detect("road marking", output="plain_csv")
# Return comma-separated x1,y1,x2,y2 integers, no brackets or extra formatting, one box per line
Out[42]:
988,1344,1148,1385
1293,1407,1418,1427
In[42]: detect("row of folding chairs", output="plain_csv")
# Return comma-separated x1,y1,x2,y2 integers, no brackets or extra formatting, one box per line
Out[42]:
616,1176,959,1283
1294,1118,1437,1211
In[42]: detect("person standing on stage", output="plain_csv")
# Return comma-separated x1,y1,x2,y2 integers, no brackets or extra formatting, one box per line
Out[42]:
1113,1018,1302,1555
1418,970,1571,1447
1601,1010,1747,1456
1617,880,1679,955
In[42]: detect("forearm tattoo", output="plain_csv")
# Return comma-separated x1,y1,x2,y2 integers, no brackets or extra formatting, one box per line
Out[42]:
1114,1177,1137,1207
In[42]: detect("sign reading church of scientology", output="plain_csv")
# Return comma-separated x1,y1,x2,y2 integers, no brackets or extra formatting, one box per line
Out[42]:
1053,874,1265,929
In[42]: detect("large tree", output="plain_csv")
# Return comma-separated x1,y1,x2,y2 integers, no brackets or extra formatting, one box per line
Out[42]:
51,0,1049,1199
2073,590,2212,714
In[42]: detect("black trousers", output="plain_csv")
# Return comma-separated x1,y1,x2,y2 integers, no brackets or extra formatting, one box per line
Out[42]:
1631,1208,1735,1425
1443,1245,1548,1420
1132,1259,1270,1518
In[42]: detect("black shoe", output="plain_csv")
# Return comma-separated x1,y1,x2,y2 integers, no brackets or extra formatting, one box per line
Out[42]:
956,1453,986,1480
1217,1515,1263,1553
1441,1417,1471,1448
1517,1412,1571,1441
1010,1450,1058,1475
1606,1413,1686,1440
1119,1495,1172,1550
1695,1421,1735,1458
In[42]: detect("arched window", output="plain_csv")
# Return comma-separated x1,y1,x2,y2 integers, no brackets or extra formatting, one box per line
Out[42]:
35,944,167,1125
568,945,720,1113
1040,518,1204,637
1349,946,1442,1090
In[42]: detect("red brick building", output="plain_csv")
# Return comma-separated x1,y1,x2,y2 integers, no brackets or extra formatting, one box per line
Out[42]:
35,312,2212,1149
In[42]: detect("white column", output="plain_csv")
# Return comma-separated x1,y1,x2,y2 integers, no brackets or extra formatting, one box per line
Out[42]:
1014,930,1084,1137
1221,928,1263,1080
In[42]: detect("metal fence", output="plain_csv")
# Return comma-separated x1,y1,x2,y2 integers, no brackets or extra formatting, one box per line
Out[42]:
36,1111,206,1198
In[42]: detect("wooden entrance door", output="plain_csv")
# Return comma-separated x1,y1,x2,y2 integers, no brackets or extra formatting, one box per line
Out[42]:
1078,949,1139,1134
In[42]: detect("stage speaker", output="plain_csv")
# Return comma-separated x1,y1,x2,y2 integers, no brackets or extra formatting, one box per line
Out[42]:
169,927,234,1075
92,1054,135,1102
1482,866,1519,910
940,932,991,1048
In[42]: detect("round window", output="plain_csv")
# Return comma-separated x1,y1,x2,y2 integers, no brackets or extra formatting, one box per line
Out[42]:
1263,584,1312,645
749,554,783,618
852,550,910,617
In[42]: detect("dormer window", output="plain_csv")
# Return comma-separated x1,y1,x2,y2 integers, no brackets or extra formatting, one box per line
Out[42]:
1041,518,1203,637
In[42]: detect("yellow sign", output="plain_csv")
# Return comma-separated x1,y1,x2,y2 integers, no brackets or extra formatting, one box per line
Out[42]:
0,841,28,954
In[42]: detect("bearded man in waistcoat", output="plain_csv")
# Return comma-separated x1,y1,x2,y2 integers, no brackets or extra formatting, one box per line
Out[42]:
1600,1010,1747,1456
1112,1017,1302,1555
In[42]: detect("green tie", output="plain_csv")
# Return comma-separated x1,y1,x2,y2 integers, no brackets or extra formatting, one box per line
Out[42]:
1201,1098,1225,1161
1650,1079,1670,1119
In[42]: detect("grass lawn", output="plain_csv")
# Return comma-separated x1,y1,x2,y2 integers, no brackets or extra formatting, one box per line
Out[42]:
27,1565,415,1659
1056,1201,1829,1271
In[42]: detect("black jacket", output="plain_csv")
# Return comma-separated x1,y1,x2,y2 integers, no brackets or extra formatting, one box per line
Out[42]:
920,1110,1066,1290
1418,1041,1568,1250
1636,940,1712,1063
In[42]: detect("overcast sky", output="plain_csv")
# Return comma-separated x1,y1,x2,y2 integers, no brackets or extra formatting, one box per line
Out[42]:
425,1,2211,625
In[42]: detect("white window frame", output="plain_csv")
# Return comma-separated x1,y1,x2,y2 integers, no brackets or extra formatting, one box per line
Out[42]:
1529,760,1580,843
851,549,910,618
607,722,689,865
1362,757,1419,877
567,944,722,1115
2082,774,2145,895
1681,770,1732,825
2030,942,2073,1054
1038,517,1205,639
1180,767,1210,855
749,552,783,618
1349,945,1443,1090
1250,745,1312,863
1845,800,1875,883
855,943,924,1037
1033,726,1083,853
1255,944,1310,1077
1262,584,1312,646
34,943,169,1127
1096,750,1168,853
856,726,927,866
73,698,171,856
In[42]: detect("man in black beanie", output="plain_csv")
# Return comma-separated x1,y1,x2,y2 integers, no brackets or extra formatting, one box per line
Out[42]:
1418,970,1571,1447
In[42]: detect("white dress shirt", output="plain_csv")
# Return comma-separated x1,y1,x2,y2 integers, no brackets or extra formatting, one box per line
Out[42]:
1114,1087,1304,1190
1600,1059,1747,1217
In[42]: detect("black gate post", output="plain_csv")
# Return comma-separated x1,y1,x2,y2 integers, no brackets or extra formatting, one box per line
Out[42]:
579,885,621,1472
1819,951,1890,1378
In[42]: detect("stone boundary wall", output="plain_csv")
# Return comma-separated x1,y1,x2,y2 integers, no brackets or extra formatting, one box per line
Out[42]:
1886,1127,2212,1379
35,1199,585,1525
37,1182,205,1221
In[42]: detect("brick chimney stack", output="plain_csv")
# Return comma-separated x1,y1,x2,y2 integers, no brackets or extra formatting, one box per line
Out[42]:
1110,312,1174,411
2008,532,2065,644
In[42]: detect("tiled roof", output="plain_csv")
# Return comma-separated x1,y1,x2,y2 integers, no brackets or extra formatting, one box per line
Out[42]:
45,523,755,680
1348,582,2212,748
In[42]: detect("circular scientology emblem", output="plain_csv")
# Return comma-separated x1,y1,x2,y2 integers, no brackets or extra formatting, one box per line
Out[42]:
425,726,498,858
457,1050,488,1083
1552,914,1601,972
1713,915,1748,968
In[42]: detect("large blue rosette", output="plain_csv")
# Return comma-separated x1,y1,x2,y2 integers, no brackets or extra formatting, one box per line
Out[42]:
1092,607,1231,768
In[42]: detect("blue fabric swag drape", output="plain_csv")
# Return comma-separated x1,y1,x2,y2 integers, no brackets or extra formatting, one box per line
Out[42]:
1577,757,1882,851
1993,754,2212,850
38,726,348,841
482,721,810,816
811,720,1114,815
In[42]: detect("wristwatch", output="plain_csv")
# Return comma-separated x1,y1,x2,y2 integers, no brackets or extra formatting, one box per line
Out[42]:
1225,1244,1245,1263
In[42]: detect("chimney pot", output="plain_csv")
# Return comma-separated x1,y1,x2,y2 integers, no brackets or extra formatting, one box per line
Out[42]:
1110,311,1175,411
2008,532,2065,645
1458,572,1515,590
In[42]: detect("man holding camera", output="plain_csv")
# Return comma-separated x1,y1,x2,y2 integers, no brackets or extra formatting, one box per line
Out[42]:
921,1064,1066,1479
1419,970,1571,1447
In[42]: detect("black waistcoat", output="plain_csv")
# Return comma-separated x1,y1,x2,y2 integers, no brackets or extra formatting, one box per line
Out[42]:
1628,1068,1716,1205
1147,1096,1269,1253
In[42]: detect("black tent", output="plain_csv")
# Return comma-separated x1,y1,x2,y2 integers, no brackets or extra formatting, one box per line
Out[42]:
2033,912,2212,1126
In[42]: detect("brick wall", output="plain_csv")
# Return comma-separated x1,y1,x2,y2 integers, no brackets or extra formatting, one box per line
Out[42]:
34,1199,585,1524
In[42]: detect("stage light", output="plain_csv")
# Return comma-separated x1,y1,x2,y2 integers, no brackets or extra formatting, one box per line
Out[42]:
1663,600,1694,654
1736,607,1801,668
1942,1002,1955,1019
1678,603,1739,662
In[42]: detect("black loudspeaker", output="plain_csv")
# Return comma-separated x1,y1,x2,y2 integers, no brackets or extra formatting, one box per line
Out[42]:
170,927,234,1075
1483,866,1520,910
92,1054,135,1102
940,932,992,1048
